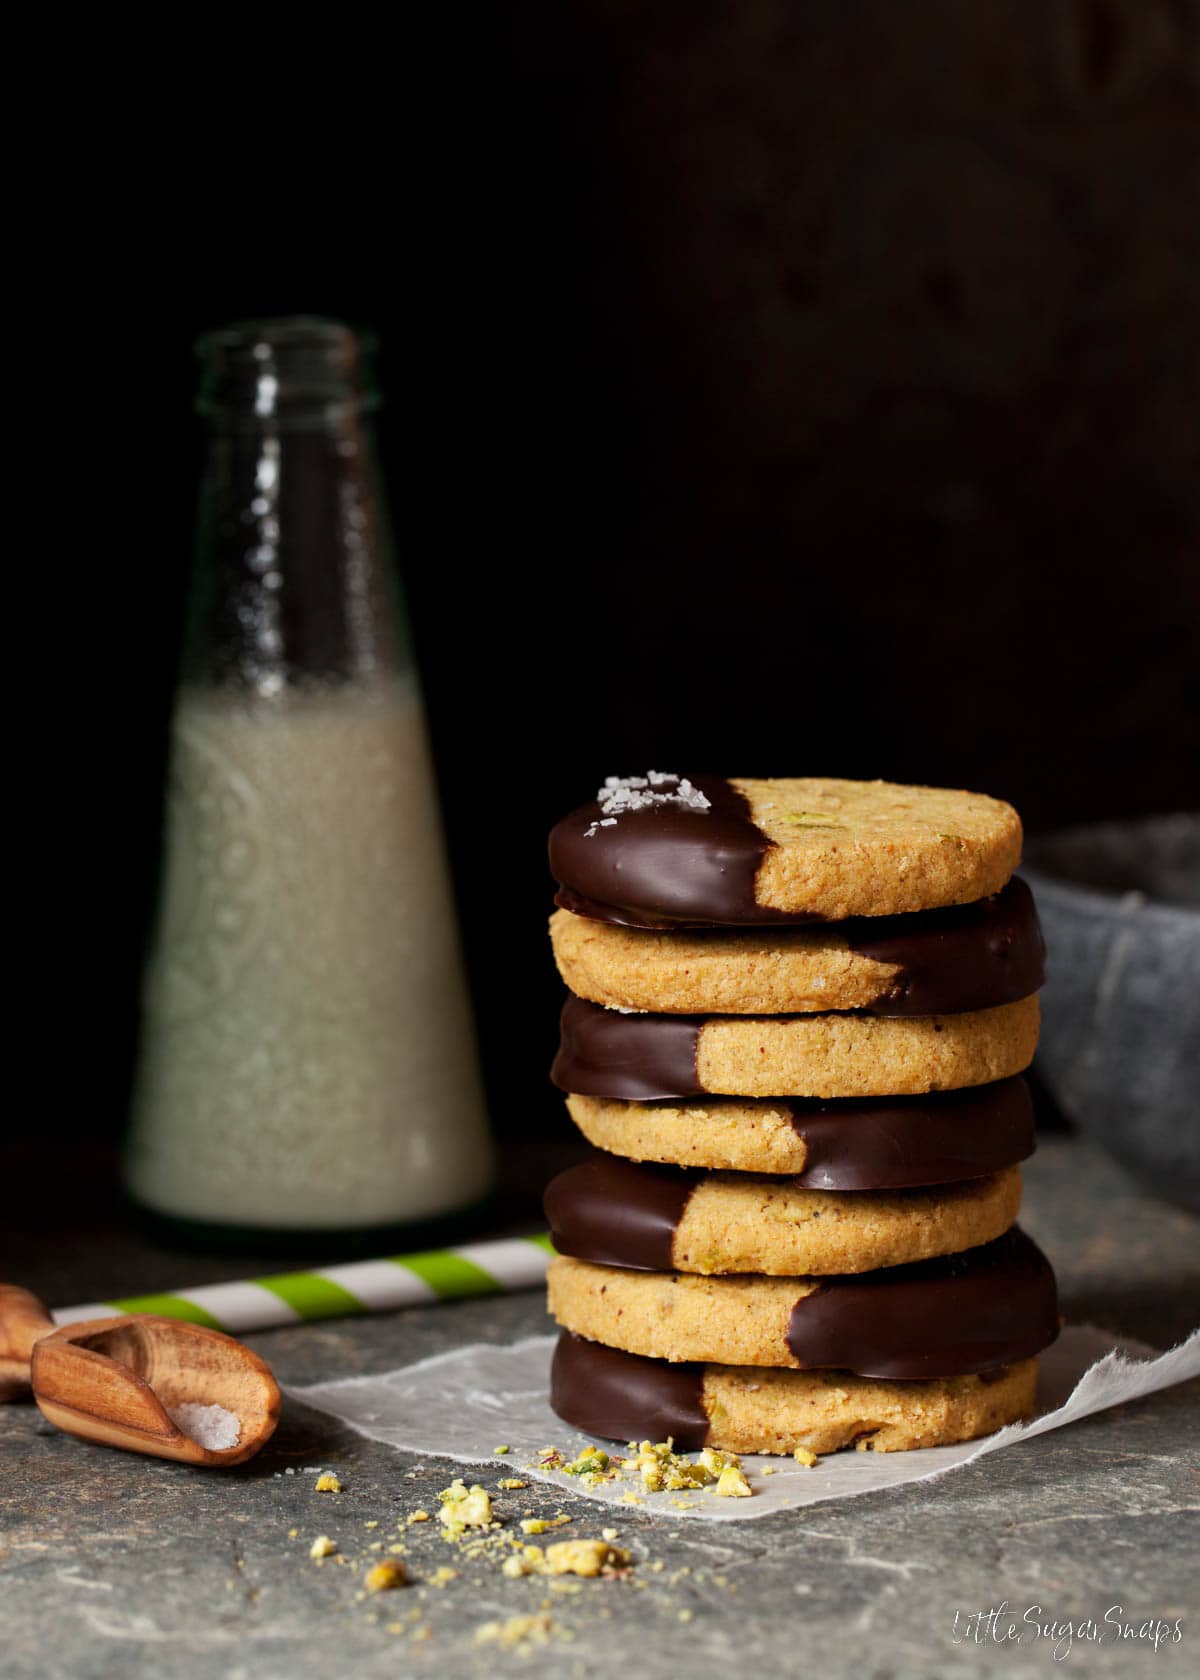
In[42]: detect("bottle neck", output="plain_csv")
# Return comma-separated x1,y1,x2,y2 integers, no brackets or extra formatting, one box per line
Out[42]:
186,321,406,695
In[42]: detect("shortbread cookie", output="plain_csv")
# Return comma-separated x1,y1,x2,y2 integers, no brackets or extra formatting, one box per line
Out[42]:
546,1227,1059,1378
564,1076,1035,1185
549,774,1022,926
546,1154,1021,1275
551,1333,1039,1454
553,995,1040,1100
549,878,1043,1016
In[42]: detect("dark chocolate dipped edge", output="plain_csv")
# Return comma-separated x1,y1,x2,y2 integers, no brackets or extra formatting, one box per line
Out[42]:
553,996,704,1099
550,1080,1034,1223
785,1227,1059,1379
553,995,1042,1102
840,877,1044,1014
550,1333,710,1450
545,1154,699,1270
788,1076,1035,1189
548,774,804,928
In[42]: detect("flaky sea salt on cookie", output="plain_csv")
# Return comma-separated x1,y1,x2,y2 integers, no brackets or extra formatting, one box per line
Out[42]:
549,773,1022,926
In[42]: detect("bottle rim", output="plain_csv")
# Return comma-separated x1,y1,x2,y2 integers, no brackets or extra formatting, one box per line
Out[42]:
195,315,380,420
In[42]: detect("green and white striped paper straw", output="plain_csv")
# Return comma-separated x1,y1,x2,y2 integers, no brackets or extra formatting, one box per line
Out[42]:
52,1234,555,1335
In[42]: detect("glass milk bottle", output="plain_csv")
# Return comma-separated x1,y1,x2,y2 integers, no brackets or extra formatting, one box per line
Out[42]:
125,318,494,1243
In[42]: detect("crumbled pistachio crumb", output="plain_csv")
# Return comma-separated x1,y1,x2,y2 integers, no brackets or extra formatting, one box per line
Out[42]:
601,1527,619,1542
563,1445,611,1477
793,1446,819,1468
494,1444,510,1454
497,1478,528,1490
364,1520,378,1529
407,1510,430,1524
429,1567,459,1587
438,1479,493,1533
678,1609,694,1623
364,1560,406,1593
502,1545,544,1578
287,1528,298,1539
475,1612,555,1651
714,1465,754,1499
309,1536,337,1559
500,1539,630,1579
544,1540,631,1578
314,1472,342,1493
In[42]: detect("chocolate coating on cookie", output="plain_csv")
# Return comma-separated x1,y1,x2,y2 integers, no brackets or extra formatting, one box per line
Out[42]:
553,997,704,1099
550,1334,709,1449
788,1077,1035,1189
786,1228,1059,1379
845,878,1044,1014
545,1154,699,1269
550,774,802,928
557,1080,1034,1193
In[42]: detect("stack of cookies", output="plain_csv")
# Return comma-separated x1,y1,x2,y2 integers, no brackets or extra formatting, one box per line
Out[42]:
542,774,1059,1456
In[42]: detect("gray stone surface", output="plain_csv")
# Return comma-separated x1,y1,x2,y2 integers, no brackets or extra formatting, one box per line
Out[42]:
2,1140,1197,1680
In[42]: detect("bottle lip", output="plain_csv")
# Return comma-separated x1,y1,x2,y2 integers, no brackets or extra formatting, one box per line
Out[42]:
195,315,380,421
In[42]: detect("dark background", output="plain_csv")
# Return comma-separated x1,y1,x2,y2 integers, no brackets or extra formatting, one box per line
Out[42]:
41,1,1200,1178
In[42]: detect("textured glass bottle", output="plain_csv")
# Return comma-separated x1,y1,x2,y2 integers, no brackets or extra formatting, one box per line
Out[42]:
125,319,494,1242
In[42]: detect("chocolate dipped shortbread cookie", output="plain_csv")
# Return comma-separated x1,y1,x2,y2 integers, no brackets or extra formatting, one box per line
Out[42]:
545,1153,1022,1276
546,1227,1059,1377
551,1334,1040,1455
554,995,1040,1100
550,774,1022,927
563,1077,1035,1184
550,877,1044,1016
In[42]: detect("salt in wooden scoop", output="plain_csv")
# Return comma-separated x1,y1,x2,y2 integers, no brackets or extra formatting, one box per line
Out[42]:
0,1284,280,1467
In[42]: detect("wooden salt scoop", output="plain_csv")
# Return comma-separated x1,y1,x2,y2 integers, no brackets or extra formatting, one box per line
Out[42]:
0,1284,280,1467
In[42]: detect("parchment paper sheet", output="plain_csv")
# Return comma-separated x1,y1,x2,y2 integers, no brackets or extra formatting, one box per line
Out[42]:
290,1325,1200,1522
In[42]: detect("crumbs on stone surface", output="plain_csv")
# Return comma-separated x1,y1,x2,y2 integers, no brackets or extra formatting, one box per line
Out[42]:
475,1612,559,1651
583,773,712,836
309,1535,337,1559
314,1471,342,1492
527,1436,760,1503
363,1560,406,1593
167,1400,241,1451
438,1478,494,1537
